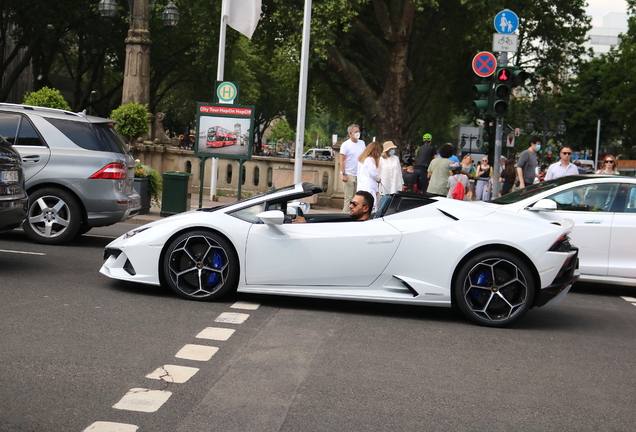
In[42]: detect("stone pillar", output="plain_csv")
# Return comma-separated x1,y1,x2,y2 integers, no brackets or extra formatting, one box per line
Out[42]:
121,0,151,106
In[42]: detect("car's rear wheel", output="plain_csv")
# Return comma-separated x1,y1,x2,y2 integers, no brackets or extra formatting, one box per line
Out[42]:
453,250,535,327
163,230,239,301
23,187,81,245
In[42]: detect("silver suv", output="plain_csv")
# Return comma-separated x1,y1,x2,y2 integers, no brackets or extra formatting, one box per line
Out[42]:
0,103,141,244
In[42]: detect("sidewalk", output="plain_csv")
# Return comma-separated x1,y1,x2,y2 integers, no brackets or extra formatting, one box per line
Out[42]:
127,193,340,225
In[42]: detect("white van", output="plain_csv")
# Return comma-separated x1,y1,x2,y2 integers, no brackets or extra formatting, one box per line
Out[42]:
303,148,334,160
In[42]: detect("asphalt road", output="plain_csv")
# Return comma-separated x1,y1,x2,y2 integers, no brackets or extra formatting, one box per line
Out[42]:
1,225,636,432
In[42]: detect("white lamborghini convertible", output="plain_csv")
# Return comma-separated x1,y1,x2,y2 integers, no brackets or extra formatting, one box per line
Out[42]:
101,183,579,327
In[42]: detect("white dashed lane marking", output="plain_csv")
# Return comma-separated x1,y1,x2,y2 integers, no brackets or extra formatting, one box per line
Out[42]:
83,422,138,431
231,301,260,310
175,344,219,361
196,327,235,341
620,296,636,303
146,364,199,383
112,388,172,413
83,302,260,429
0,249,45,255
215,312,250,324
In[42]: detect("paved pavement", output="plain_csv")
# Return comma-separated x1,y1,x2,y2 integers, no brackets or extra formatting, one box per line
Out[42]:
128,193,340,225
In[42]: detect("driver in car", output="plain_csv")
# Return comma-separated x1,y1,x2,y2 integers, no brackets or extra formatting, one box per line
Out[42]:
293,190,373,223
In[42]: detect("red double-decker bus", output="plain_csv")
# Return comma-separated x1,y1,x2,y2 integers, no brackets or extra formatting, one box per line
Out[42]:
206,126,237,147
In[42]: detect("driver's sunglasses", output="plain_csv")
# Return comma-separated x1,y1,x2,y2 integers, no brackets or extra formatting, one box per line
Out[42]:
605,160,614,163
561,152,571,155
350,201,365,207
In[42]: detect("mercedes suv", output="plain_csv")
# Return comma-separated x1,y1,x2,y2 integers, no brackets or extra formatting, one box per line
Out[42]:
0,103,141,244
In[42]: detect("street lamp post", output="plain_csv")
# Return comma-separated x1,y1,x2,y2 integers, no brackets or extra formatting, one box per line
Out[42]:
98,0,179,106
524,110,566,166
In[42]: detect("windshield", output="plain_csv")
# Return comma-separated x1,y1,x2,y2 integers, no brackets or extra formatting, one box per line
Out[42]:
491,176,590,204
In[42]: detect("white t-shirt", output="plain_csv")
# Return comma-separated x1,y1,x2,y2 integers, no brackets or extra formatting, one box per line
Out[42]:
340,138,366,176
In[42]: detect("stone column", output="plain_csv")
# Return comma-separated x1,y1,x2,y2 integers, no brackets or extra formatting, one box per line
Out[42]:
122,0,151,106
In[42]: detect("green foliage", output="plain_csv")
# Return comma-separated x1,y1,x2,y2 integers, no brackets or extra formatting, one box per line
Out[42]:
267,118,295,142
134,160,163,206
110,103,149,144
23,87,71,110
558,56,622,153
267,0,591,149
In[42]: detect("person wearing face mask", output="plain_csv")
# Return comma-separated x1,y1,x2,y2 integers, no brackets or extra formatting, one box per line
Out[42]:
339,124,367,212
515,136,540,189
379,141,404,195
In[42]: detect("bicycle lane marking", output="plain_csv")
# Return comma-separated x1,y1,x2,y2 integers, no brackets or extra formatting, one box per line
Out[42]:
82,301,260,431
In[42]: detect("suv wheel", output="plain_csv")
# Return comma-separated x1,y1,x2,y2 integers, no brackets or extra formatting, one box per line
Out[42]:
23,187,81,245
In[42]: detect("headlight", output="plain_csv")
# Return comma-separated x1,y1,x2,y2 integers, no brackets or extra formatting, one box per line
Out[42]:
123,226,150,239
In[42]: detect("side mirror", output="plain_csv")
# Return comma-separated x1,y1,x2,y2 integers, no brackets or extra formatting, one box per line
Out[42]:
286,206,298,218
257,210,285,225
289,201,310,214
526,199,557,212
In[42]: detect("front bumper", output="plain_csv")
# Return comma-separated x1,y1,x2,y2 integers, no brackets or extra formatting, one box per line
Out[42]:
0,195,28,231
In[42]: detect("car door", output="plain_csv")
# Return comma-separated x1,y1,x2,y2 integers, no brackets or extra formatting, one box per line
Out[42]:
0,112,51,182
245,218,402,287
527,183,620,276
608,183,636,278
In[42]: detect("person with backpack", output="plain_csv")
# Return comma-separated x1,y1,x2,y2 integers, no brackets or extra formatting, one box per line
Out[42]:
447,162,469,200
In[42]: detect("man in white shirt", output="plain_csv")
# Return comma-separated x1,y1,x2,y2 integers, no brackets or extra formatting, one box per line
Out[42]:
544,146,579,181
339,124,366,212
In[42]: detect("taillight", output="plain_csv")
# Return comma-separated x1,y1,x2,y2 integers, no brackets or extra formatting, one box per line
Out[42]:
90,163,128,179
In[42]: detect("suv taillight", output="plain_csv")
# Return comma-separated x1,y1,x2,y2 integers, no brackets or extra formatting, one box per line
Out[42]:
90,163,128,179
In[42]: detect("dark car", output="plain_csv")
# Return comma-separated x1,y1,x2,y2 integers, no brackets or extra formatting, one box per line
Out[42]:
0,135,28,232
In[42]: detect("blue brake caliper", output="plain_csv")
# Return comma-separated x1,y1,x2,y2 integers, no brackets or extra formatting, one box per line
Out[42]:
470,269,490,299
207,252,224,287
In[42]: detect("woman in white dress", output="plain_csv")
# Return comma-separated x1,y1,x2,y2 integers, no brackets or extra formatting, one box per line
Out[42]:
357,141,382,211
379,141,403,195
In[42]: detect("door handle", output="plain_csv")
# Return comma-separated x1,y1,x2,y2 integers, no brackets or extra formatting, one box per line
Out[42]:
367,237,395,244
583,220,602,224
22,155,41,163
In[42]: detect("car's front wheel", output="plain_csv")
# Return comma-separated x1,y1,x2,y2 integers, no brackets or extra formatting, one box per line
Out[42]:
23,187,82,245
163,230,239,301
453,250,535,327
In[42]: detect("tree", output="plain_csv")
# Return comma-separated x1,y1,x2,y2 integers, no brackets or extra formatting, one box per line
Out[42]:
23,87,71,110
267,118,295,143
110,102,150,145
265,0,590,151
558,56,621,153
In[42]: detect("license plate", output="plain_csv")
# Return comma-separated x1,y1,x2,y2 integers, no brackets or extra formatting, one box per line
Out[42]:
1,170,18,183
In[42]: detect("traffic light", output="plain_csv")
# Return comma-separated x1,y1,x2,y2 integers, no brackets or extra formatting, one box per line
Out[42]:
492,66,530,117
493,67,513,115
471,79,493,116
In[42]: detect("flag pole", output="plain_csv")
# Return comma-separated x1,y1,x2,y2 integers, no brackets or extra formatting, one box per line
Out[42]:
210,1,230,202
293,0,312,184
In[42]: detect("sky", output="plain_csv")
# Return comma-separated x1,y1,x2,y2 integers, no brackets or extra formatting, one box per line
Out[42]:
586,0,630,26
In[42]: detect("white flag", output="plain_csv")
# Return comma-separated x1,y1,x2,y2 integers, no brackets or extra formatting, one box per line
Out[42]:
223,0,262,39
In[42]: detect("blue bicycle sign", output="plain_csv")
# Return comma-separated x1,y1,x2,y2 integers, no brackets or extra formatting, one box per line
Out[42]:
494,10,518,34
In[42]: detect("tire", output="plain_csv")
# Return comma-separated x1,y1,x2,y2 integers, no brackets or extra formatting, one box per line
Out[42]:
453,250,535,327
163,230,239,301
76,223,92,237
23,187,82,245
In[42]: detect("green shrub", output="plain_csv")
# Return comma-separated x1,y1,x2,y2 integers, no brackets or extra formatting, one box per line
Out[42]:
110,102,149,144
134,160,162,206
23,87,71,110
